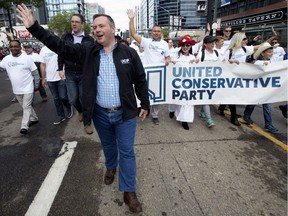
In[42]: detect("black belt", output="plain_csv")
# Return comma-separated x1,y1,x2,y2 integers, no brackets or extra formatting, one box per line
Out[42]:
98,105,122,113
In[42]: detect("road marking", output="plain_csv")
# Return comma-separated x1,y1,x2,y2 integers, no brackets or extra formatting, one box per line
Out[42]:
238,118,288,151
25,141,77,216
213,105,287,152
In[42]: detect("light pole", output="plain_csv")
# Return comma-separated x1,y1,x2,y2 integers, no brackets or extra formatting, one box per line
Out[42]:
212,0,219,36
156,4,171,29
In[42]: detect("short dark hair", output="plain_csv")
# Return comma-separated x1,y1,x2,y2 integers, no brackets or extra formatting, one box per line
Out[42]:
119,39,129,46
215,36,225,42
10,40,21,47
224,25,232,30
72,14,85,23
93,14,115,27
152,24,162,29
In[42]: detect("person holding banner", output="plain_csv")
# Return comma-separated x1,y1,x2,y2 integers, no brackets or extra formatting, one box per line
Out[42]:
196,35,222,128
170,36,199,130
242,42,279,132
127,9,170,125
220,32,257,126
214,36,226,60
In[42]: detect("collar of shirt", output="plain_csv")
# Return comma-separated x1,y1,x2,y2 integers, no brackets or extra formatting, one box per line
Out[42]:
72,31,85,44
71,31,85,37
14,52,23,57
100,39,117,53
152,38,161,42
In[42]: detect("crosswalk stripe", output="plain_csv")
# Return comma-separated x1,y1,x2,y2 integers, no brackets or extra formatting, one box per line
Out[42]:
25,141,77,216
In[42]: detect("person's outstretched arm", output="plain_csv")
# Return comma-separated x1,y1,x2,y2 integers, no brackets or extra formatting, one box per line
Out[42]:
127,9,142,44
16,4,100,64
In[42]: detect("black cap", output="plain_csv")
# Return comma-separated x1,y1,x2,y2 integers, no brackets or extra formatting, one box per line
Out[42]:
203,35,216,43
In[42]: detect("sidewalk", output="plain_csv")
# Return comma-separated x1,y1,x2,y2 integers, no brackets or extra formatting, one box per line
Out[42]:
64,105,287,216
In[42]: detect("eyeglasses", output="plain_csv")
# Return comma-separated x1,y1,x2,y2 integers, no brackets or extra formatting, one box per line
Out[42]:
224,30,232,32
181,44,191,47
242,38,248,41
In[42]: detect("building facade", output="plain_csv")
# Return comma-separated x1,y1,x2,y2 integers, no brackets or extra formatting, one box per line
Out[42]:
86,3,105,24
139,0,208,34
215,0,287,46
45,0,86,21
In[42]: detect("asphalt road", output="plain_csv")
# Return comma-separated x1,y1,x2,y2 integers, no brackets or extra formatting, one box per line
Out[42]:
0,71,287,216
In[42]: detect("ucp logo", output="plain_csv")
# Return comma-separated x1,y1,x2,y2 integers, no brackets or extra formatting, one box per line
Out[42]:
144,65,166,103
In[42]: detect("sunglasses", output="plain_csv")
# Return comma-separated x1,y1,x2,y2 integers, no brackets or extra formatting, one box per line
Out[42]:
181,44,191,47
271,41,278,44
224,30,232,32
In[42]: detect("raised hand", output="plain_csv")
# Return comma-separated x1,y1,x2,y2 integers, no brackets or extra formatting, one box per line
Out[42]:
271,26,277,37
6,31,14,40
127,9,135,20
16,4,36,28
206,22,211,33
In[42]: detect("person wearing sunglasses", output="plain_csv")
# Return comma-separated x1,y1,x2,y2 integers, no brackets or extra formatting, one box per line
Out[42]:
222,25,233,49
169,36,199,130
270,38,285,62
220,32,259,126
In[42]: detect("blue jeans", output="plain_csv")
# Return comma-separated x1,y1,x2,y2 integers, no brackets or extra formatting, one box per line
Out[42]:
244,104,272,126
48,80,71,119
93,105,137,192
65,73,83,113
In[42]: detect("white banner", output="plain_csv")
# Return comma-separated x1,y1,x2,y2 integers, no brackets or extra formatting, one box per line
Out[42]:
144,60,287,105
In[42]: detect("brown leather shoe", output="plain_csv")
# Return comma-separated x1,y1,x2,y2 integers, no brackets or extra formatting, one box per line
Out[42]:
84,124,93,135
104,168,116,185
124,192,143,213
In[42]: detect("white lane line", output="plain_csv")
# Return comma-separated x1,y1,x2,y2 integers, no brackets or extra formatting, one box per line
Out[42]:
25,141,77,216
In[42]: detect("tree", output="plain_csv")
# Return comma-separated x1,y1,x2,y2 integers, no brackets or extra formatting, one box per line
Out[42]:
47,11,91,36
0,0,42,8
162,27,170,39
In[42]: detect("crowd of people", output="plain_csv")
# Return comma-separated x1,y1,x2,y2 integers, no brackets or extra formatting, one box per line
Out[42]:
0,4,286,213
126,10,286,132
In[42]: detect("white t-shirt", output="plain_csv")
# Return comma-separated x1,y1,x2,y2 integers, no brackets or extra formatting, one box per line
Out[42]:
271,46,285,62
196,49,222,62
0,53,37,94
25,52,44,63
39,46,61,81
192,42,202,55
140,37,170,65
168,47,181,56
171,52,195,63
214,47,226,60
223,39,231,50
223,46,254,63
254,59,271,66
170,52,195,122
